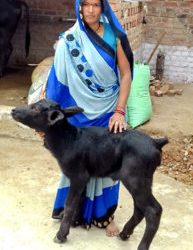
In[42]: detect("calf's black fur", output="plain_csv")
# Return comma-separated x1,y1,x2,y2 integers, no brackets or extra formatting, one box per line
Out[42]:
12,99,168,250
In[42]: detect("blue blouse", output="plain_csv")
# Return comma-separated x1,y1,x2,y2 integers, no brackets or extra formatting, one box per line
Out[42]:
103,23,117,52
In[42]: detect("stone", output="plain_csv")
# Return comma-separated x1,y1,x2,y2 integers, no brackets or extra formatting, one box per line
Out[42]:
149,85,156,95
167,89,176,96
154,90,163,97
175,89,183,95
160,84,170,94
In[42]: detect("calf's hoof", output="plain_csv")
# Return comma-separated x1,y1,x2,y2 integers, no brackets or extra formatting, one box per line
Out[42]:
119,231,130,241
53,234,67,244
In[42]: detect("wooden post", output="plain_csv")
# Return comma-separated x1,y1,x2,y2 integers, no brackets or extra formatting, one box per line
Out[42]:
156,50,165,81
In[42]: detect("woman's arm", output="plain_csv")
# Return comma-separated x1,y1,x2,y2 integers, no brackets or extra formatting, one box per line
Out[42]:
109,41,132,133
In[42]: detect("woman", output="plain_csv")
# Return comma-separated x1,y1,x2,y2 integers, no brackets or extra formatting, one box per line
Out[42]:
46,0,133,236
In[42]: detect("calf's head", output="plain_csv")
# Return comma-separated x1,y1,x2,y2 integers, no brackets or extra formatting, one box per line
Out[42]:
11,99,83,132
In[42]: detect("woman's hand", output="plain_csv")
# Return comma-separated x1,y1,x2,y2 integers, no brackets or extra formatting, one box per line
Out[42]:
109,113,127,133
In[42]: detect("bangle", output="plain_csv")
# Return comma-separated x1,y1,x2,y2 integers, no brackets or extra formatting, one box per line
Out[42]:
114,109,125,116
115,106,125,116
115,106,125,111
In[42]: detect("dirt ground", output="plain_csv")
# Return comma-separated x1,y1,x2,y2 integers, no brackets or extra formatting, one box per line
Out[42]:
0,65,193,185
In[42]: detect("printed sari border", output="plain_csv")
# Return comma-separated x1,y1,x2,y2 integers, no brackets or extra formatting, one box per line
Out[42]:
85,22,116,59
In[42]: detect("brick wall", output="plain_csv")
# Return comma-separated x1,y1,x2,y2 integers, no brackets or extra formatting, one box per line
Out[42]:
9,0,193,83
110,0,144,51
11,0,75,64
10,0,143,64
144,0,193,47
141,0,193,83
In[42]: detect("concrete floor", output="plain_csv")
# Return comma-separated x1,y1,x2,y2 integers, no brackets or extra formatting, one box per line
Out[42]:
0,116,193,250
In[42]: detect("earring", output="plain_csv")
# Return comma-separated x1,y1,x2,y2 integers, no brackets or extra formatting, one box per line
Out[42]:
79,6,83,19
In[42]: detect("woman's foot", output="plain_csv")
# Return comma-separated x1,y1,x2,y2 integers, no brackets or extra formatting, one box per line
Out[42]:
105,221,119,237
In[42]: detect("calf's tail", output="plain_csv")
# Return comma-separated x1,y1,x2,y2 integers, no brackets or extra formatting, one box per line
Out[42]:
154,137,169,150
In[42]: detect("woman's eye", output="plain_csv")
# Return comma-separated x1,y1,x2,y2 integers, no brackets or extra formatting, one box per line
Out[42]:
82,3,89,6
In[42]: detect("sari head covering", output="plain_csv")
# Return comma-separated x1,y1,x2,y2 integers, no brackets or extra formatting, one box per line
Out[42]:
48,0,133,226
76,0,133,74
46,0,133,128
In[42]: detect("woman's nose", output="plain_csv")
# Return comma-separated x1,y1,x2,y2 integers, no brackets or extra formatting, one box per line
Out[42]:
88,5,93,12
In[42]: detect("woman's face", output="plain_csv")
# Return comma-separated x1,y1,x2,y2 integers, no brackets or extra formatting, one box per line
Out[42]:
81,0,102,26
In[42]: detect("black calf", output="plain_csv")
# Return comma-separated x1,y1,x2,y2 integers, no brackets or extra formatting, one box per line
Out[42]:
12,99,168,250
0,0,30,77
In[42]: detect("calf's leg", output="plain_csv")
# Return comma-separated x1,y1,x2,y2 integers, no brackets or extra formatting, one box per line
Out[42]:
137,195,162,250
54,177,88,243
120,177,162,250
119,201,144,240
71,188,86,227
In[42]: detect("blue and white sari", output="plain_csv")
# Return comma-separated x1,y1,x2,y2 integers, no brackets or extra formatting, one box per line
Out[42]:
47,0,133,227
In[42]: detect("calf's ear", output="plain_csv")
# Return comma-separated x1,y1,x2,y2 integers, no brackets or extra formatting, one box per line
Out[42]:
63,106,84,117
47,110,64,125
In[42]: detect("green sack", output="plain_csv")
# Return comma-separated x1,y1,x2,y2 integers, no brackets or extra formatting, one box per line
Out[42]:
127,62,152,128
